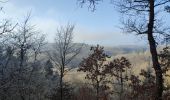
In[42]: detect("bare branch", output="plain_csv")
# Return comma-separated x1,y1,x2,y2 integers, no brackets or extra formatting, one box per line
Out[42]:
78,0,103,11
154,0,170,7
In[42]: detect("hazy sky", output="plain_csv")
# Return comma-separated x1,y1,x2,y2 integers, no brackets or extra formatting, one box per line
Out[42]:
1,0,170,46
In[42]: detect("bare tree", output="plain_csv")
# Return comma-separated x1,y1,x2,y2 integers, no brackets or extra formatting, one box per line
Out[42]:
49,24,82,100
10,14,46,100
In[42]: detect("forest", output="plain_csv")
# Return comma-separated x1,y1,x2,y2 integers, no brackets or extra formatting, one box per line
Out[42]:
0,0,170,100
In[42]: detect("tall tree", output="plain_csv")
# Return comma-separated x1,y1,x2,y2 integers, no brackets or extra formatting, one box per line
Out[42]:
49,24,82,100
77,0,170,99
104,57,131,100
11,14,46,100
78,45,110,100
116,1,170,99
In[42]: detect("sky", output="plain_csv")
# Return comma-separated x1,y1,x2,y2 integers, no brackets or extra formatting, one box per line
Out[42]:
1,0,169,46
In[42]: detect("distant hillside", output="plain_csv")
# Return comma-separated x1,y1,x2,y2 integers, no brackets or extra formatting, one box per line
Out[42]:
44,43,148,68
104,45,147,56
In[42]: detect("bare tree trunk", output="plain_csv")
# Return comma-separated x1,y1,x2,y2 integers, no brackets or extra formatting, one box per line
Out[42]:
60,72,63,100
148,0,163,100
120,72,123,100
96,80,99,100
60,61,64,100
96,63,99,100
18,46,25,100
